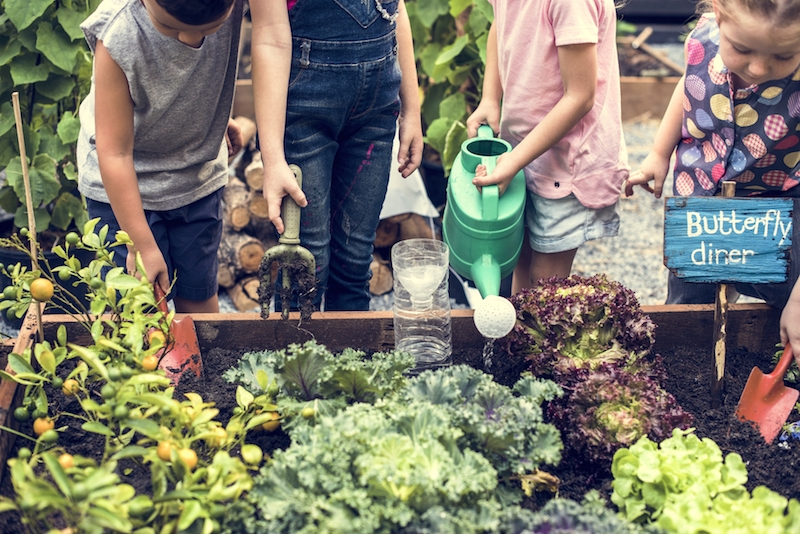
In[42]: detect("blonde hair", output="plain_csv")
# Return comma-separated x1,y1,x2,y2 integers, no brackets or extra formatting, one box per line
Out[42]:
697,0,800,25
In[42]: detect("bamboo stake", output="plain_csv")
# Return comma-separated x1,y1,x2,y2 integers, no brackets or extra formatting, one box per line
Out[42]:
711,181,737,407
11,92,43,342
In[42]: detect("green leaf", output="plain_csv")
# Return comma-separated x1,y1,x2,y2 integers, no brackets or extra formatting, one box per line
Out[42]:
123,419,161,440
414,0,450,28
14,205,50,232
42,452,71,496
56,6,88,41
8,353,35,374
38,129,71,164
86,505,133,532
82,421,114,436
37,22,80,73
0,103,14,139
441,120,467,174
36,347,56,374
178,499,204,531
435,34,469,65
50,192,87,231
5,154,61,207
36,74,76,101
235,385,254,409
449,0,472,18
0,37,24,66
9,52,51,85
110,445,151,460
438,91,466,122
57,113,81,145
5,0,54,32
473,0,494,22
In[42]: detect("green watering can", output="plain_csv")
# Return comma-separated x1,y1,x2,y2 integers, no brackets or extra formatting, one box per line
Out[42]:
442,125,526,299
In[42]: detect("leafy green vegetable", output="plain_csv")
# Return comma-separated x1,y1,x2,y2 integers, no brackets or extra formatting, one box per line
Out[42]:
611,429,800,533
548,364,693,464
497,274,656,377
221,364,564,533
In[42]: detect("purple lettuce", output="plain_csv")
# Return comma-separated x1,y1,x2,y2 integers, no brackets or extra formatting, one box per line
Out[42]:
547,363,694,464
496,274,656,377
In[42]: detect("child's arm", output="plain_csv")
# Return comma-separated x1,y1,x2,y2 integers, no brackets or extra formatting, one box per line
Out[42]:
466,23,502,137
624,75,685,198
249,0,307,235
395,0,423,178
93,40,170,292
472,41,598,194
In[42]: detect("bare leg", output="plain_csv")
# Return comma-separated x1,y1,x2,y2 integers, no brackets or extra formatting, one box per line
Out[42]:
174,294,219,313
529,248,577,284
511,238,533,294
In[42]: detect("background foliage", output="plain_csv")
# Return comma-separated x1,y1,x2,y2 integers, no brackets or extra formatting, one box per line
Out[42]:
0,0,98,235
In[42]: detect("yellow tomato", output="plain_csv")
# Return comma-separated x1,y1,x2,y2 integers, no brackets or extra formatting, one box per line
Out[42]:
58,453,74,469
30,278,54,302
141,355,159,372
178,448,198,470
61,379,80,396
261,411,281,432
33,417,55,436
148,330,166,347
156,441,172,462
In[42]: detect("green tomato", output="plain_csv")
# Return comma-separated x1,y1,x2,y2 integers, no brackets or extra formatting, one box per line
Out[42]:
113,405,129,420
19,228,28,237
17,447,31,460
301,406,315,419
39,429,58,444
107,367,121,382
89,278,103,290
58,269,72,281
5,308,16,320
51,377,63,389
101,383,116,400
240,444,263,465
31,409,46,420
65,232,80,246
120,366,133,379
13,407,30,422
3,286,15,300
71,482,89,501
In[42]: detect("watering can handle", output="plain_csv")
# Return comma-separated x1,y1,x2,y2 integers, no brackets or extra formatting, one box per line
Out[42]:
477,124,495,139
480,157,499,222
280,165,303,245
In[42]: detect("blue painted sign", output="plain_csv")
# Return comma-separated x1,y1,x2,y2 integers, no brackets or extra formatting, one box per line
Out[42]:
664,197,793,284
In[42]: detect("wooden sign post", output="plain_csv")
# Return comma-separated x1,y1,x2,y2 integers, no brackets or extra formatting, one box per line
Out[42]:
664,183,793,406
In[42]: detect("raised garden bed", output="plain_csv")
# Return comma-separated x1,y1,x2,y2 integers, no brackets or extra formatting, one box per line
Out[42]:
1,303,790,496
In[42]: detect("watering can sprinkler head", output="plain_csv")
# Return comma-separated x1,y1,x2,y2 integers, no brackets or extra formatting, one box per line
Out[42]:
258,164,317,320
474,295,517,339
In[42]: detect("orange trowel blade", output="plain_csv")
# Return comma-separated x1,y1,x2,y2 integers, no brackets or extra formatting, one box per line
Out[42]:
735,344,799,444
153,286,203,386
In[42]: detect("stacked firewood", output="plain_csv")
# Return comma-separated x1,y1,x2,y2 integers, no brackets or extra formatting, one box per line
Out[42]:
221,117,440,311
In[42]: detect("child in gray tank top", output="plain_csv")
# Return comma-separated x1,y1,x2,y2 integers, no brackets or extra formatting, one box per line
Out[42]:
77,0,245,313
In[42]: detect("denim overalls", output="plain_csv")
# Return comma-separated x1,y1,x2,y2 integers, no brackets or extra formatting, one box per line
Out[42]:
285,0,401,311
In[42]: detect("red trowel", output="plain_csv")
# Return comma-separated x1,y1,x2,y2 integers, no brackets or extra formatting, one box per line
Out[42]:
735,344,799,444
153,286,203,385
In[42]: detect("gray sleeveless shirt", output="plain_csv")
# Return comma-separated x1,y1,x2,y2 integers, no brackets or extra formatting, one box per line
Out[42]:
77,0,243,210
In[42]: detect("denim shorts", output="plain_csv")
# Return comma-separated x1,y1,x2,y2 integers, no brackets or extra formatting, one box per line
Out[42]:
525,191,620,253
86,188,224,301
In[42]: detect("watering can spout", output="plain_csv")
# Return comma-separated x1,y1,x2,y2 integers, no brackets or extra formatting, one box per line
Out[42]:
470,254,501,299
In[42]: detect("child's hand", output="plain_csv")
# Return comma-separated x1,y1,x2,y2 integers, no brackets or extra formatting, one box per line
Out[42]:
472,153,516,195
397,112,423,178
263,161,308,235
226,118,244,159
126,243,169,295
466,102,500,138
781,286,800,366
624,152,671,198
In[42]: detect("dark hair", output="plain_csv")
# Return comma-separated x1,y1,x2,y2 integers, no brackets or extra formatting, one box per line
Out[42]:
155,0,235,26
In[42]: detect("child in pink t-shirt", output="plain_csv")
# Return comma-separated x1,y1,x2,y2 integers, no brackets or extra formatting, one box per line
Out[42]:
467,0,628,293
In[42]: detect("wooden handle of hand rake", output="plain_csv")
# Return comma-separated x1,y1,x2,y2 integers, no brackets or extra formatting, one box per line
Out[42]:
280,165,303,245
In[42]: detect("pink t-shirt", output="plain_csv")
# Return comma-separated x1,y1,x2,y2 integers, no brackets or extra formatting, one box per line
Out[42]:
489,0,628,209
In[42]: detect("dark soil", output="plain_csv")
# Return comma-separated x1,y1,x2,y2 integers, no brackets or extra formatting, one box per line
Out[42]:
1,340,798,532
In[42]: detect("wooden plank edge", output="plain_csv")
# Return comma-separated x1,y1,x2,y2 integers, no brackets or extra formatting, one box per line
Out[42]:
0,304,40,485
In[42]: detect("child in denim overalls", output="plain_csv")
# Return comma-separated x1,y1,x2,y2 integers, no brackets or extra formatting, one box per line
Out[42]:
250,0,422,311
